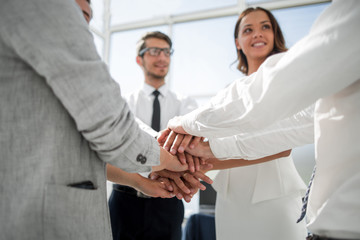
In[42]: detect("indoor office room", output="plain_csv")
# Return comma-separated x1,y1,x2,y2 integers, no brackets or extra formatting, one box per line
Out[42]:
94,0,327,239
3,0,360,240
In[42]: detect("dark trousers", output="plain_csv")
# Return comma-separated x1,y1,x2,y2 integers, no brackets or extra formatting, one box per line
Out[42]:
108,188,184,240
306,235,358,240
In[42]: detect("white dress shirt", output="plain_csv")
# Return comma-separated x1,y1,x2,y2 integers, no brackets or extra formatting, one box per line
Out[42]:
125,83,197,177
178,1,360,238
126,83,198,132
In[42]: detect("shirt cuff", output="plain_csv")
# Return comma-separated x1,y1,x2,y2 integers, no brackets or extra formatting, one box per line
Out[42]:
139,171,151,178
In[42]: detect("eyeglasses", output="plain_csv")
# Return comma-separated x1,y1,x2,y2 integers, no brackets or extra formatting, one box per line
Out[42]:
139,47,174,57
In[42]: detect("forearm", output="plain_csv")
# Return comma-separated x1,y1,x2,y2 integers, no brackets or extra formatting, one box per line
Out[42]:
106,164,142,188
206,150,291,171
209,105,314,160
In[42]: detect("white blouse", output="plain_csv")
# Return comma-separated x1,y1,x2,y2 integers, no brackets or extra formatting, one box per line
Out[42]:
177,1,360,238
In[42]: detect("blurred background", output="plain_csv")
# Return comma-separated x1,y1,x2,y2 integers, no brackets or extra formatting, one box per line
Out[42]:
88,0,331,218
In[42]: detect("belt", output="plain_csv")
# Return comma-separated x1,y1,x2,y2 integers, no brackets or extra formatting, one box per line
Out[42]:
113,184,151,198
307,234,357,240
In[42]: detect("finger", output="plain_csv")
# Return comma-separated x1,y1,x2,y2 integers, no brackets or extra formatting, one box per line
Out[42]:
157,128,171,146
163,131,177,152
183,193,193,203
149,172,159,180
189,136,202,149
156,182,175,198
179,181,194,203
158,177,173,192
170,134,185,155
183,172,206,191
193,171,213,185
182,176,199,196
200,157,207,165
185,153,195,173
194,156,200,172
171,180,184,200
200,163,213,172
177,152,187,165
178,135,192,153
172,175,191,195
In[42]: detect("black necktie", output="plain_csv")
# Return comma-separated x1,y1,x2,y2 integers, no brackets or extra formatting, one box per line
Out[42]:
151,90,161,132
297,165,316,223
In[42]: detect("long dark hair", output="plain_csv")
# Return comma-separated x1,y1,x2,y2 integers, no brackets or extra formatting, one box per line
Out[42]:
234,7,287,75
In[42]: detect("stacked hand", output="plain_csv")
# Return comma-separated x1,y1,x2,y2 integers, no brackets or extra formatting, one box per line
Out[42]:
149,118,216,202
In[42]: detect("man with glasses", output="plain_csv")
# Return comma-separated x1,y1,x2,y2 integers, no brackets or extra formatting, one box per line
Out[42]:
108,31,198,240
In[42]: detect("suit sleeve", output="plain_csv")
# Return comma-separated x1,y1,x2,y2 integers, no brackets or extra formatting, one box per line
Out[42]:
0,0,159,172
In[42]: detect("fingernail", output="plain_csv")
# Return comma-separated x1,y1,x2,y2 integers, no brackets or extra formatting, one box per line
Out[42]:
178,146,184,152
168,186,173,191
170,149,176,154
190,166,195,172
177,193,183,199
185,196,191,202
200,185,206,191
190,144,195,149
170,193,175,197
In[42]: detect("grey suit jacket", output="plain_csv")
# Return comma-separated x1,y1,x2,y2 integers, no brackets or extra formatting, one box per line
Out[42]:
0,0,160,239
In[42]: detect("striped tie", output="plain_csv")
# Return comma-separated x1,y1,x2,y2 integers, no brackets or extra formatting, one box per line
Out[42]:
297,165,316,223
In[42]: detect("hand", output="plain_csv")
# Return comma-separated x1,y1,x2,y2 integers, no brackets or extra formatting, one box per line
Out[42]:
150,169,191,195
152,147,188,172
157,128,171,147
167,116,188,134
133,175,176,198
184,140,215,159
177,152,202,173
171,179,194,203
158,130,204,171
162,131,202,155
150,163,213,201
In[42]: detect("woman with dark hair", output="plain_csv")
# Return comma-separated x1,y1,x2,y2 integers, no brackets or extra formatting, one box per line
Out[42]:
159,6,313,240
209,7,309,240
234,7,287,75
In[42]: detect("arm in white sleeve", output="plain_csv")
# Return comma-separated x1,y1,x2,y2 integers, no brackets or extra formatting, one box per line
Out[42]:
181,1,360,138
0,0,160,172
209,105,314,159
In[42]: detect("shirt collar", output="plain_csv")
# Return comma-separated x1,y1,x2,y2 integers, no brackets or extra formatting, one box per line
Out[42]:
142,82,169,97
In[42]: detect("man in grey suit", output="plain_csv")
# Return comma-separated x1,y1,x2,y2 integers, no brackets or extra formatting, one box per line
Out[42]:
0,0,188,239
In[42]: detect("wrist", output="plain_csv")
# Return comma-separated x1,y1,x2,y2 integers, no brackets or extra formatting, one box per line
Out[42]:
152,148,166,172
129,173,141,189
203,142,215,158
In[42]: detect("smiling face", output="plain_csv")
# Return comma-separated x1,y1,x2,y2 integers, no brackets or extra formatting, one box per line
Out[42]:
236,10,274,72
136,37,171,84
